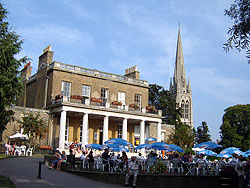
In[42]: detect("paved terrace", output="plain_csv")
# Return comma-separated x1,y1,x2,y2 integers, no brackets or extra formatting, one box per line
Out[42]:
0,157,122,188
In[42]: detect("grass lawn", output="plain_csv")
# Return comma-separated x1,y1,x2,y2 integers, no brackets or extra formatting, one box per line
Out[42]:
0,175,15,188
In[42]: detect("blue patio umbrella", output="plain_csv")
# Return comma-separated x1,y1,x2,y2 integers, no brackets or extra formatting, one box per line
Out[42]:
104,138,132,147
85,144,102,150
244,149,250,155
135,143,151,150
198,150,217,156
145,137,157,142
109,146,129,152
220,147,243,155
149,142,184,152
168,144,184,153
194,142,222,149
217,153,233,158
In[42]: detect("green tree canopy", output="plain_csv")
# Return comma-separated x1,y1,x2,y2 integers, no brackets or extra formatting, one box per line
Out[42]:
18,112,48,150
224,0,250,64
168,123,195,149
0,3,27,141
195,121,212,144
220,104,250,151
149,84,182,125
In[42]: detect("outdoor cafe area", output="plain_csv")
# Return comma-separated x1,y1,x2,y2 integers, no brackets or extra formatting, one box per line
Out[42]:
53,139,250,176
4,132,33,156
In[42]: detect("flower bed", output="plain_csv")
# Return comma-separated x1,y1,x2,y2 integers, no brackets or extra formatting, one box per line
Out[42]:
91,97,103,103
112,101,122,105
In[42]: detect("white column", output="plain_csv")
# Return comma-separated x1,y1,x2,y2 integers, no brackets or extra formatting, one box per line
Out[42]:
122,118,127,140
59,110,66,149
103,115,109,144
157,122,161,142
82,113,89,148
49,114,54,146
140,120,145,145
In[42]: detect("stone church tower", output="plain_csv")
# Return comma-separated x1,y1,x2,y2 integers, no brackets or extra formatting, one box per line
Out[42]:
169,26,193,128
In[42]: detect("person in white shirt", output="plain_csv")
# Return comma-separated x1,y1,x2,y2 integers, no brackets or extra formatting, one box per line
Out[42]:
124,156,139,188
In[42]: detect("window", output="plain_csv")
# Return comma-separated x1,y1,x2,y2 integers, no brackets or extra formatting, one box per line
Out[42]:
65,118,69,142
61,81,71,101
185,101,189,119
134,94,142,106
82,85,91,97
118,123,122,138
118,91,126,109
181,101,184,118
101,88,109,106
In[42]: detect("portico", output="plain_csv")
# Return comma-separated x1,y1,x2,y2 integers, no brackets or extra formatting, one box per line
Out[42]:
50,104,162,149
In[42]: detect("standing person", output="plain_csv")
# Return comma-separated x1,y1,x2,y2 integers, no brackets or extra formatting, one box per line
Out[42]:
121,151,128,171
102,149,110,171
86,151,94,169
235,154,244,188
124,156,139,188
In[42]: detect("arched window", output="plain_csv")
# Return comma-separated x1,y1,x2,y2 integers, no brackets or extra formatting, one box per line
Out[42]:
185,101,189,119
181,100,185,118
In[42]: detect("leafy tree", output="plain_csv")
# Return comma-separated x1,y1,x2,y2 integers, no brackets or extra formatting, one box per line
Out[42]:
168,123,195,149
149,84,182,125
18,112,48,150
224,0,250,64
195,121,211,144
220,104,250,151
0,3,28,141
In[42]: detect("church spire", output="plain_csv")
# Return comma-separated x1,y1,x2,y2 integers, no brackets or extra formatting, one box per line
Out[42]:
174,25,186,91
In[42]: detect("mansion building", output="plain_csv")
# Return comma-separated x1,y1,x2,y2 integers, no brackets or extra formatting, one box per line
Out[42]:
13,27,192,149
17,45,162,149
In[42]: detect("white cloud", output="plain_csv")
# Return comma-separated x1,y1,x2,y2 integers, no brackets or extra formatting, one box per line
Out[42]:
191,67,250,104
19,24,94,47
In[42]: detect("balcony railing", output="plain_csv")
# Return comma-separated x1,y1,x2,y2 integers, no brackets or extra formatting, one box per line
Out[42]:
49,61,148,86
52,95,162,116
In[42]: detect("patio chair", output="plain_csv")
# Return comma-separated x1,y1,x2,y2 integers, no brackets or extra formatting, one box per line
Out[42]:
26,147,33,156
20,145,26,156
195,159,208,175
14,147,22,156
101,158,110,171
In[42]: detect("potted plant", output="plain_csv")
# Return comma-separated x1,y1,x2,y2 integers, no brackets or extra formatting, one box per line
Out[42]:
112,101,122,105
55,94,63,100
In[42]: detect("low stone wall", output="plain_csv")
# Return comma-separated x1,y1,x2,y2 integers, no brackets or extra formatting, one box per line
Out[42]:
44,156,221,188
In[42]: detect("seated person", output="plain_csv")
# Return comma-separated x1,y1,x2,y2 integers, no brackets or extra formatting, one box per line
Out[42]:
124,156,139,188
171,153,182,173
56,151,67,170
49,151,61,169
196,154,208,175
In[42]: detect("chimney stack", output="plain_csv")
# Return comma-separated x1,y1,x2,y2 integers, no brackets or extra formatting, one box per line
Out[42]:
38,45,53,72
21,62,32,80
124,65,140,79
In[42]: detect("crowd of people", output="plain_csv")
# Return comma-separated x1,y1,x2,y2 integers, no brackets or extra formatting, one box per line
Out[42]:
4,141,18,155
49,146,250,188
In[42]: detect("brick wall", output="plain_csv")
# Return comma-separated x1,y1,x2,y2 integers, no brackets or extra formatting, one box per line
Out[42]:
2,106,49,145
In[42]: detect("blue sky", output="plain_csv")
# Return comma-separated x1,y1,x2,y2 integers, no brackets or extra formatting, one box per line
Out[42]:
3,0,250,141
